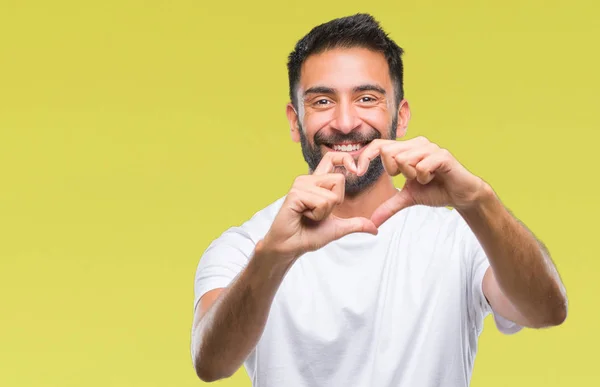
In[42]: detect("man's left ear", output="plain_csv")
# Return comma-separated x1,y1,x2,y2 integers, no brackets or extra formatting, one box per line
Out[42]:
395,99,411,139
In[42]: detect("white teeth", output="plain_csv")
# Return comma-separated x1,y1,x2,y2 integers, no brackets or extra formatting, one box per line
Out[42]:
333,144,362,152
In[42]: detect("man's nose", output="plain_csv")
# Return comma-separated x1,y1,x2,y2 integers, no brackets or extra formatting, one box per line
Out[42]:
330,101,360,134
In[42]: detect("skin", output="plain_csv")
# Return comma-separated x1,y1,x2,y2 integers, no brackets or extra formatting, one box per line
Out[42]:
191,46,568,382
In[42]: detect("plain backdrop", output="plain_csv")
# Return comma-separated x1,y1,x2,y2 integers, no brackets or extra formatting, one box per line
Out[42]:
1,1,598,386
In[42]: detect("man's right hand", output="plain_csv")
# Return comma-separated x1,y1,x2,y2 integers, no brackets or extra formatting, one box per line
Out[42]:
261,152,378,263
192,152,378,382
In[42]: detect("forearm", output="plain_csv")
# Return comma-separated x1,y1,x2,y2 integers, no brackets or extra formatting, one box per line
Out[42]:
457,184,567,327
192,240,293,381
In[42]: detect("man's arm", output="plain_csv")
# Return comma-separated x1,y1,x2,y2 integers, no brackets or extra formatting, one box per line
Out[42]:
457,184,568,328
191,152,376,382
191,240,293,382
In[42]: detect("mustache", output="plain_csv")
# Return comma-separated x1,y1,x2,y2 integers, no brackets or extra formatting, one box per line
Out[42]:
313,128,382,146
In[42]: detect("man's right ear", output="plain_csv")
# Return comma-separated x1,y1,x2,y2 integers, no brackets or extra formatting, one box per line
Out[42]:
286,103,300,143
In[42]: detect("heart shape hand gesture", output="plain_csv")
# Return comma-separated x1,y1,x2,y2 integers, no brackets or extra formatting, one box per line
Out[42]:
261,136,488,264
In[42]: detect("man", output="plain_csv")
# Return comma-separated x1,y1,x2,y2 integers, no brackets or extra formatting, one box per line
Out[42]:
191,13,567,387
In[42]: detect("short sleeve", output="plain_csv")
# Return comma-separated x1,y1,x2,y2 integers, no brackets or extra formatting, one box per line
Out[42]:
459,212,523,335
193,226,257,310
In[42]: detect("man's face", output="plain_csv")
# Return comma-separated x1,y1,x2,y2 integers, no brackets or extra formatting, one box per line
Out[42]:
290,47,402,196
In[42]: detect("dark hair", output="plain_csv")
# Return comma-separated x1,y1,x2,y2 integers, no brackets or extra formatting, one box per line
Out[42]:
287,13,405,109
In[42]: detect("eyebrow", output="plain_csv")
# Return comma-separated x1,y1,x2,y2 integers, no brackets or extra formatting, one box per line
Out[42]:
303,86,336,96
303,84,387,97
353,84,386,95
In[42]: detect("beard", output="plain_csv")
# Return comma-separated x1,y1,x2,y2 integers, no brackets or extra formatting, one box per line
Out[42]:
298,115,398,197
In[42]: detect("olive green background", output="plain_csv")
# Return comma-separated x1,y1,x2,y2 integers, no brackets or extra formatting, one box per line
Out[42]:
1,1,598,386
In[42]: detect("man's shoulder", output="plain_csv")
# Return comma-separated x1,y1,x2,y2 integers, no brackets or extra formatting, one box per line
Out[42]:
246,195,286,224
208,195,285,249
235,195,286,239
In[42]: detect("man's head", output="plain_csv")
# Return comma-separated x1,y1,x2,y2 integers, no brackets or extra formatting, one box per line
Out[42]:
286,13,411,196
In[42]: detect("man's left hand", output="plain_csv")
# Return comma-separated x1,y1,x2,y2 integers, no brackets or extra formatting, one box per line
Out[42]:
356,136,490,227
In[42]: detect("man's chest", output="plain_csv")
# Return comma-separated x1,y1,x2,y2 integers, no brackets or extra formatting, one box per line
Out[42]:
268,235,467,346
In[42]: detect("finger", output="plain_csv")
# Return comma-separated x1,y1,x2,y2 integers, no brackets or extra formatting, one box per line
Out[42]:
358,140,414,176
380,143,406,177
313,152,357,175
333,216,379,237
288,189,337,222
391,147,429,180
294,173,345,204
357,139,389,176
357,137,431,175
392,153,417,179
414,149,453,184
370,189,414,228
302,182,344,206
390,142,440,180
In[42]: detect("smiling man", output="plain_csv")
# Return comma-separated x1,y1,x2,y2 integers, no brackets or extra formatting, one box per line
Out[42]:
191,14,568,387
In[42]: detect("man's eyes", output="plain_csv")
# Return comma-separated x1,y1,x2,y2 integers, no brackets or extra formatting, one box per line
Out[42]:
359,96,377,103
311,96,378,106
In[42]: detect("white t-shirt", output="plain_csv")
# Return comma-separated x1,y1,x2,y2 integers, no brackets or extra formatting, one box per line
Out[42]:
194,194,522,387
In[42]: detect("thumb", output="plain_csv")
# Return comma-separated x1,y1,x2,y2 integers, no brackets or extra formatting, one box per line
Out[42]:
371,188,413,228
334,216,378,239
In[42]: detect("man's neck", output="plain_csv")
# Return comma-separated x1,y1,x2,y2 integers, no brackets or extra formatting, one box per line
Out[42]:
332,174,399,220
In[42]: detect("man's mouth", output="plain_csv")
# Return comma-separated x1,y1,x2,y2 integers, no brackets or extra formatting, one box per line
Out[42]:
323,142,370,153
